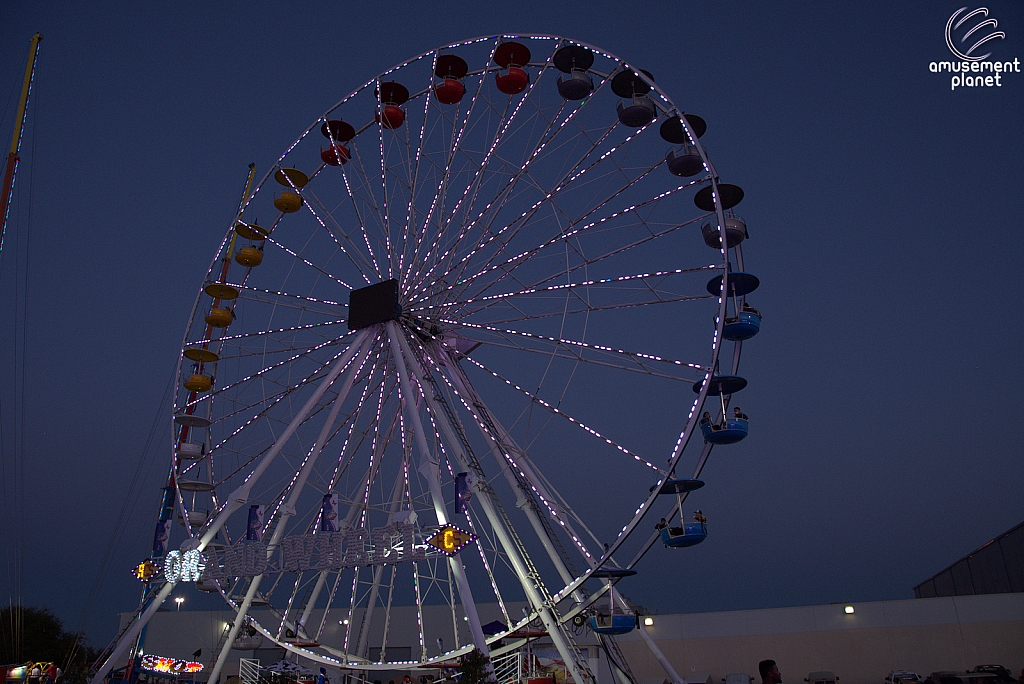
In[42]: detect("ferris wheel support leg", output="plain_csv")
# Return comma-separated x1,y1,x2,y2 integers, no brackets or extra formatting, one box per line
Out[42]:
209,573,264,684
392,336,591,684
90,580,177,684
455,385,581,592
387,322,495,678
207,331,376,684
608,654,633,684
433,366,597,684
461,396,583,592
441,356,595,589
298,570,329,635
635,625,683,684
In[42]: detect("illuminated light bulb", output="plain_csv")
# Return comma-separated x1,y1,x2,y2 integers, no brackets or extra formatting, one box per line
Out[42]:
844,605,855,614
644,617,654,626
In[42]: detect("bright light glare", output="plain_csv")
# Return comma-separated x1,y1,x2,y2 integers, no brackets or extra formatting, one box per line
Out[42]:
844,605,854,614
644,617,654,626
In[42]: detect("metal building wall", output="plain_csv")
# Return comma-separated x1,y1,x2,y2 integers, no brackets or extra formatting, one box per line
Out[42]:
618,593,1024,684
914,521,1024,598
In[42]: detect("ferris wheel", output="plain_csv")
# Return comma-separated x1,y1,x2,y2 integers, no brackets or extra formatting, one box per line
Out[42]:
97,34,761,684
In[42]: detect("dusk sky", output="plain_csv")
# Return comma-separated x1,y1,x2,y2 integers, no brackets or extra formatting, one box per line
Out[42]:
1,1,1021,650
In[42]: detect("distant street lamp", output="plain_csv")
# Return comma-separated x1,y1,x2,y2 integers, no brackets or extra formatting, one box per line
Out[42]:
175,597,185,611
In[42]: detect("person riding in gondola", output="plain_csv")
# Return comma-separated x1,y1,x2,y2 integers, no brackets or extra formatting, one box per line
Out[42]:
733,406,748,420
701,411,725,431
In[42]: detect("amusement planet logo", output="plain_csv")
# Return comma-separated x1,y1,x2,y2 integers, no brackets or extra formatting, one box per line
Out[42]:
929,6,1020,90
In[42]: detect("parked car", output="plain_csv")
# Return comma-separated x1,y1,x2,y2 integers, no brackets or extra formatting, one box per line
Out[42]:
724,674,754,684
972,667,1018,684
887,672,922,684
805,672,839,684
924,672,999,684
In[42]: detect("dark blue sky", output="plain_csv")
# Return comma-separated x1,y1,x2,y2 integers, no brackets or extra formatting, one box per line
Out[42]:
1,1,1021,648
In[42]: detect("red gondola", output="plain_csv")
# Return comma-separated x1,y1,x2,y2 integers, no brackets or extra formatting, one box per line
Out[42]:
494,41,531,95
320,119,354,165
375,81,409,129
434,54,468,104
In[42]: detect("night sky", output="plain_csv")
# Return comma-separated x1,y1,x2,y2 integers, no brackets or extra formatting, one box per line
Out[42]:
1,1,1021,650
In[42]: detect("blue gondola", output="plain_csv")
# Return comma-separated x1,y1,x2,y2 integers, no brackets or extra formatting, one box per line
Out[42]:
707,266,761,344
692,375,750,444
700,417,748,444
660,522,708,548
653,480,709,549
588,614,638,635
723,309,761,341
587,567,638,635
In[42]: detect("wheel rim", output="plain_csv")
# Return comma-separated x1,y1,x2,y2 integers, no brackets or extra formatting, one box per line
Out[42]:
170,34,748,671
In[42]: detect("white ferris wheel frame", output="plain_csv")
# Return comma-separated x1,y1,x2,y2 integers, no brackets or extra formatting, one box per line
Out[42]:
93,33,749,684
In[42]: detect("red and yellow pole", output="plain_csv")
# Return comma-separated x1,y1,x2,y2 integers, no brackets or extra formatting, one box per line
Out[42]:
0,33,43,261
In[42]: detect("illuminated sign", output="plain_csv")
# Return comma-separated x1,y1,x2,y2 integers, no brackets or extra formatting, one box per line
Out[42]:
164,522,441,583
426,524,476,556
140,655,204,674
134,559,159,582
164,549,204,582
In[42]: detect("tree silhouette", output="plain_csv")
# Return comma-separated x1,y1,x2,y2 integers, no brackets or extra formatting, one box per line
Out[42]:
459,648,494,684
0,606,99,684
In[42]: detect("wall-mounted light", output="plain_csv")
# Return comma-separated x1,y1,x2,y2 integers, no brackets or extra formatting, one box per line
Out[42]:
644,617,654,626
844,605,855,614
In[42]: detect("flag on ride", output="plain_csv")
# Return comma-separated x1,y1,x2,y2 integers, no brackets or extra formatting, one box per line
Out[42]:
321,494,338,532
246,504,264,541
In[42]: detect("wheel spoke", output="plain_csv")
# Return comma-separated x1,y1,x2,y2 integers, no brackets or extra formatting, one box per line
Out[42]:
443,319,709,379
462,354,665,474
